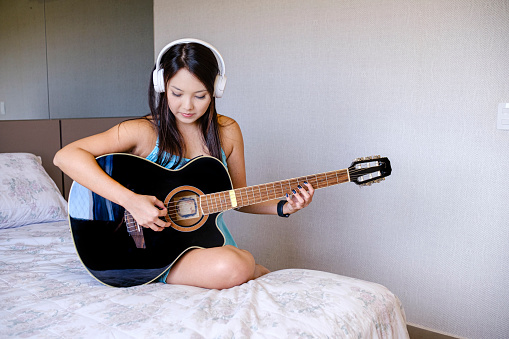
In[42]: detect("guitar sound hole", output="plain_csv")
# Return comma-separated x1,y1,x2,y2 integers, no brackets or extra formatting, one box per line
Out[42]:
164,186,206,232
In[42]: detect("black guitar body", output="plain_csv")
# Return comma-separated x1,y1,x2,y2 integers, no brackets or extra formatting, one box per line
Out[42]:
69,153,392,287
68,154,232,287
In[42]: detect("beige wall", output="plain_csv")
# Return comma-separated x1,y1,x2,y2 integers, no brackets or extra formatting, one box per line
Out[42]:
154,1,509,338
0,0,153,120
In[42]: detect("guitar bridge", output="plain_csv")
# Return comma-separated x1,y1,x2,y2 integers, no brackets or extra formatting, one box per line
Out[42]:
124,210,146,249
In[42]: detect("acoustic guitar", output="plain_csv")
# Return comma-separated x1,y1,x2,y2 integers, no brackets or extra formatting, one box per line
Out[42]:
68,154,391,287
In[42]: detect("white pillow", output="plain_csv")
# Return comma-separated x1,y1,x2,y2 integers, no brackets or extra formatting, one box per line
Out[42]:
0,153,67,228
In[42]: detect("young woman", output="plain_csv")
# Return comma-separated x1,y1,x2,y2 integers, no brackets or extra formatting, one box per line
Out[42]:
54,39,314,289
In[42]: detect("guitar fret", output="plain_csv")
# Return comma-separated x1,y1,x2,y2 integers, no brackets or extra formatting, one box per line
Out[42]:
216,192,222,212
208,194,214,213
239,188,246,206
224,192,229,210
243,187,249,205
245,187,250,205
244,187,249,205
202,195,208,215
220,192,227,211
248,186,253,204
218,192,224,211
198,195,204,214
219,192,225,211
213,193,219,213
220,192,226,211
201,167,361,213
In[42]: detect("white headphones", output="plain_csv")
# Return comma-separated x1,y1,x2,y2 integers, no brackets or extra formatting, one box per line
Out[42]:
152,38,227,98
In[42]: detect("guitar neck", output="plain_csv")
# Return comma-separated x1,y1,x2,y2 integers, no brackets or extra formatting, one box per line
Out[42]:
200,168,350,215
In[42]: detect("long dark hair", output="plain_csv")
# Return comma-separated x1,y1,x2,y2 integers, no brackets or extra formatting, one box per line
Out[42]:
148,42,222,169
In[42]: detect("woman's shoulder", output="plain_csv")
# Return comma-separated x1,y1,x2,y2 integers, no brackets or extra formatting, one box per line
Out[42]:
218,114,243,158
117,116,155,131
115,117,157,156
218,114,241,134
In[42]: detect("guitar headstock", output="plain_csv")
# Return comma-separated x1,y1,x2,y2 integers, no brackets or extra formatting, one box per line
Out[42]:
349,155,392,186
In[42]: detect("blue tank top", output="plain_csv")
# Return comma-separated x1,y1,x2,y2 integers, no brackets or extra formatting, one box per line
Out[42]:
146,142,238,283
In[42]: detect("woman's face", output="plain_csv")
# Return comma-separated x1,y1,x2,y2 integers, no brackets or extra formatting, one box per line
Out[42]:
166,68,212,126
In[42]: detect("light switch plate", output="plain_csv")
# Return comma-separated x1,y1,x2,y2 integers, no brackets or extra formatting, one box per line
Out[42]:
498,103,509,130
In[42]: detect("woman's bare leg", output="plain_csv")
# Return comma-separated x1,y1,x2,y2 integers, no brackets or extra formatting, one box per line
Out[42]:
165,245,270,289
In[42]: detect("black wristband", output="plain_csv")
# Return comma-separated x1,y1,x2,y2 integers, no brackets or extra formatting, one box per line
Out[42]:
277,200,290,218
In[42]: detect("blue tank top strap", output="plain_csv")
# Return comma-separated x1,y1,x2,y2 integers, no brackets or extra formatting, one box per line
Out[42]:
219,148,227,167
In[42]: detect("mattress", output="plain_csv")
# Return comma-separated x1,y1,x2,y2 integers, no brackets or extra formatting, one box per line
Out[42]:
0,220,409,338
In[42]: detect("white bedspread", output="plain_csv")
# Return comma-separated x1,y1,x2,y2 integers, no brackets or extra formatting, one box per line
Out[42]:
0,221,409,338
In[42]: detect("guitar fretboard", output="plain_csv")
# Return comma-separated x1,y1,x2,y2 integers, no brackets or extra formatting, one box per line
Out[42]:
200,169,349,215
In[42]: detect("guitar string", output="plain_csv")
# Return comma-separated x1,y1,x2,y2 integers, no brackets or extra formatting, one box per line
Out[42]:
162,165,385,216
162,165,381,209
162,166,382,208
124,164,386,226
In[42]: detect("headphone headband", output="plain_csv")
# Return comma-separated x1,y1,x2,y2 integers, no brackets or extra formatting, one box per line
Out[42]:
152,38,227,98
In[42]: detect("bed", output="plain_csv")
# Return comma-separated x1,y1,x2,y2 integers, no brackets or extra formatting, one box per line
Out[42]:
0,152,409,338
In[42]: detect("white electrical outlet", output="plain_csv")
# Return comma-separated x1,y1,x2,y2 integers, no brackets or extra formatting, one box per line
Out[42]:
498,103,509,130
0,102,5,115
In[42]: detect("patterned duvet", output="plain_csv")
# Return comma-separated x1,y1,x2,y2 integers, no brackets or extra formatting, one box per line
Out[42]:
0,221,409,338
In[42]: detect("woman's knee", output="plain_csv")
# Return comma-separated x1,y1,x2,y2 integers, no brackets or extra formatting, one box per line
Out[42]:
166,246,257,289
214,246,256,287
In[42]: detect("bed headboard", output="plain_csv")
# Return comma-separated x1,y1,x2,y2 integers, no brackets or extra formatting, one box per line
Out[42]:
0,120,62,191
0,117,127,199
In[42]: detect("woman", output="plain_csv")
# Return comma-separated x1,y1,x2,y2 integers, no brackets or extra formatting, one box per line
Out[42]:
54,39,314,289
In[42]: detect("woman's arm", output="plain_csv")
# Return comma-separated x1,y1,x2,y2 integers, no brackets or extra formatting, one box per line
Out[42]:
54,119,171,231
220,116,314,216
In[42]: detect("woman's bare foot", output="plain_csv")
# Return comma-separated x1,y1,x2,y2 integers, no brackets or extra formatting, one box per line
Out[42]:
253,264,271,279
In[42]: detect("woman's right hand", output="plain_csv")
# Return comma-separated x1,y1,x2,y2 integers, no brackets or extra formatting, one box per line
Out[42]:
123,194,171,231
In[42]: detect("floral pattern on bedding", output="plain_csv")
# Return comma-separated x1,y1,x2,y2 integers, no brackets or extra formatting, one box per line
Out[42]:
0,221,409,338
0,153,67,228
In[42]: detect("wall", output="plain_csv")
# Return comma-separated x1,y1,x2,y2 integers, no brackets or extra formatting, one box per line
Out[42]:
0,0,48,119
0,0,153,120
154,1,508,338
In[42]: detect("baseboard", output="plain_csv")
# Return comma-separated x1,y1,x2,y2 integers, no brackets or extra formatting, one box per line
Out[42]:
407,324,463,339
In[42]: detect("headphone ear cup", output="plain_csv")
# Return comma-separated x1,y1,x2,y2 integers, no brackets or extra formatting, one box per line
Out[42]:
153,69,165,93
214,75,227,98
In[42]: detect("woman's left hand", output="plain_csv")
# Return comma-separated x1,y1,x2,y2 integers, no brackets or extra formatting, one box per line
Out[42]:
283,181,315,215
